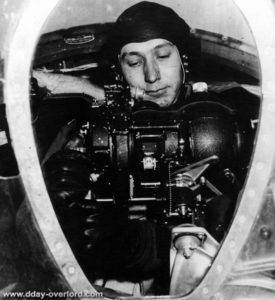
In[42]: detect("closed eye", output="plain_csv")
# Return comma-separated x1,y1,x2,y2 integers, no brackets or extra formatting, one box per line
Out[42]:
157,53,170,59
127,60,142,67
120,53,143,68
155,49,172,60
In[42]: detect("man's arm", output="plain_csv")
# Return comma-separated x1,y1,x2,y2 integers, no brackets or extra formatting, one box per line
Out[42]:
32,70,105,101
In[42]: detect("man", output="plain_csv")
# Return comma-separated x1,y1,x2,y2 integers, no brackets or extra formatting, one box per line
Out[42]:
33,1,191,109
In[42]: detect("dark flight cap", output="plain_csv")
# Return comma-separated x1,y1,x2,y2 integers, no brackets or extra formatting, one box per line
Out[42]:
112,1,190,54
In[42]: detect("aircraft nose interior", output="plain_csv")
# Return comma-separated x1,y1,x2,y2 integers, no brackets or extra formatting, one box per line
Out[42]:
1,1,275,299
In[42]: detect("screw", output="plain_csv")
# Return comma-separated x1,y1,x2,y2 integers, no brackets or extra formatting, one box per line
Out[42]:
217,264,223,273
202,287,209,295
55,242,63,251
260,226,271,240
67,266,76,275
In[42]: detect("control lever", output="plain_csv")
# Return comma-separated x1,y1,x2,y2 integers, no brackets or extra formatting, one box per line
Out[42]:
167,155,222,219
170,155,222,195
171,155,219,180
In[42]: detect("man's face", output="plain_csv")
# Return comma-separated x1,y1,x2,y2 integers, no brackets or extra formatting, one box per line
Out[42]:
119,39,183,108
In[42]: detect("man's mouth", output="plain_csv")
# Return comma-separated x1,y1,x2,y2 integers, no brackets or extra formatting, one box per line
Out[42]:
146,87,168,97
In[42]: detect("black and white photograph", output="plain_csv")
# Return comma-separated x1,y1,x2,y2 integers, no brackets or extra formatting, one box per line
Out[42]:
1,0,275,299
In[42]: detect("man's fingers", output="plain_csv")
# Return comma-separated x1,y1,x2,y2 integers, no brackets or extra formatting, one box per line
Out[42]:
32,70,49,88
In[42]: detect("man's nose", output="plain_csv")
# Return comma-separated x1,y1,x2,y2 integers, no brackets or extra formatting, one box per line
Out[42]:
144,59,160,83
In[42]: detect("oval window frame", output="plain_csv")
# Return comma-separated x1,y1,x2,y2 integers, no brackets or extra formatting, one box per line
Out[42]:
4,0,275,298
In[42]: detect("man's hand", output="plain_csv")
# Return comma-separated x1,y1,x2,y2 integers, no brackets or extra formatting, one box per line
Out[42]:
32,70,105,101
32,70,59,92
